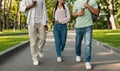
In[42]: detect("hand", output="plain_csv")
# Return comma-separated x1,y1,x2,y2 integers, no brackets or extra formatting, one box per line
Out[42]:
44,25,48,31
77,10,85,16
25,1,37,11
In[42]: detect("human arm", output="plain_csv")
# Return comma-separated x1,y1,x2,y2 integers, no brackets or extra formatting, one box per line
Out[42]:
72,10,85,17
25,1,37,11
84,2,99,15
72,1,85,17
59,5,71,24
42,0,48,31
42,0,48,25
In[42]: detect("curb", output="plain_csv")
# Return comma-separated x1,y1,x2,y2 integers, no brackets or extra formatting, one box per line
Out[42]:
0,40,30,62
92,39,120,54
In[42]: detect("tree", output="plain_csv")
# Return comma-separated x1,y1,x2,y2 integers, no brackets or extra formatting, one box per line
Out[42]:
114,0,120,28
0,0,119,30
98,0,119,29
65,0,76,29
0,0,3,31
6,0,12,29
2,0,7,29
45,0,56,29
2,0,13,29
108,0,117,29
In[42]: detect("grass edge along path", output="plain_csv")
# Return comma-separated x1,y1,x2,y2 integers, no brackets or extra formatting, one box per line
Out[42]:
0,29,29,52
0,29,120,52
0,35,29,52
93,29,120,49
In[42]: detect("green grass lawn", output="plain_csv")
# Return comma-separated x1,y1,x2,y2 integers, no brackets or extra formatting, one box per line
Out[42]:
0,29,120,52
0,29,28,35
0,35,29,52
0,29,29,52
93,29,120,49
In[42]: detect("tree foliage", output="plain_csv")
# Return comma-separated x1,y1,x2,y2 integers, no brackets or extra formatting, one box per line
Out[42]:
0,0,120,31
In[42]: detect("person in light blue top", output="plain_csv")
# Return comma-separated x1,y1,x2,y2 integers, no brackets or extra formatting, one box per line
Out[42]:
72,0,99,69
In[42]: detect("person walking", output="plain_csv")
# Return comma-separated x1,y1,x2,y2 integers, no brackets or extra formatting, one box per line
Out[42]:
53,0,70,62
20,0,48,65
72,0,99,69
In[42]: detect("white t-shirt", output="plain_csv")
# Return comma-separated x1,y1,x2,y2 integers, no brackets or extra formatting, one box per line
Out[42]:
54,5,70,24
34,0,48,24
19,0,48,25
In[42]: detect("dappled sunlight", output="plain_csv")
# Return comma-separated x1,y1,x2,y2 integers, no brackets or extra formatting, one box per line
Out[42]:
106,33,120,35
96,51,114,56
65,47,74,51
93,60,120,64
47,32,53,36
67,39,75,42
46,38,54,42
92,60,120,71
67,33,76,36
71,64,82,68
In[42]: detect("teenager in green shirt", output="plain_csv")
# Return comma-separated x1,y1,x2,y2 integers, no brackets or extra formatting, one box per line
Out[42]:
72,0,99,69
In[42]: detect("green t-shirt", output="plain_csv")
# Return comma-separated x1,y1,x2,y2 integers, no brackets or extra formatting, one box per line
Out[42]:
73,0,98,28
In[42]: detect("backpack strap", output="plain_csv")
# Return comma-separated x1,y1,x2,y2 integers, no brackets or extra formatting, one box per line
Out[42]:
87,0,89,3
64,4,67,17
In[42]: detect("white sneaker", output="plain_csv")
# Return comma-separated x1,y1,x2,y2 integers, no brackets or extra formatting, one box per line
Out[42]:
39,52,43,58
76,56,81,62
33,59,39,65
57,57,62,62
85,62,92,69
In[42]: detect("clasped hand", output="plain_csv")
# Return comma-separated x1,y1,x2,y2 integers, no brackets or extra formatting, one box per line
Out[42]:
77,9,85,16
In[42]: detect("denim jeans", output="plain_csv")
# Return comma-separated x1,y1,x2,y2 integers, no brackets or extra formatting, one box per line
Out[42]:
75,26,92,62
53,22,67,57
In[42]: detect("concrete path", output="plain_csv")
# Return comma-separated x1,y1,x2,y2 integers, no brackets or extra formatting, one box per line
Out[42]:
0,31,120,71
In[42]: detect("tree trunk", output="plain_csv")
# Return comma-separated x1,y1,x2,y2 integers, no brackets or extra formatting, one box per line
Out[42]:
6,0,12,29
107,17,111,29
0,0,3,31
109,0,117,30
17,0,21,30
3,0,7,29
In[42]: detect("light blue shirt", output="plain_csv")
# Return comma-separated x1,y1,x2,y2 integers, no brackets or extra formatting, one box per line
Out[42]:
73,0,98,28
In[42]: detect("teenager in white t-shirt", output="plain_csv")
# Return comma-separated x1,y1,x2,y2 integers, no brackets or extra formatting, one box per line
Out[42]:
20,0,48,65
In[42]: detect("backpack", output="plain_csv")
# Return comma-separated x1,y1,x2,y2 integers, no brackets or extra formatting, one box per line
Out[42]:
87,0,100,22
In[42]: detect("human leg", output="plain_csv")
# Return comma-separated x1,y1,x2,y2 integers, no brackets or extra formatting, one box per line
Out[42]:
75,28,83,62
60,24,67,52
53,23,62,57
28,24,39,65
75,28,83,56
37,23,46,58
84,26,93,69
84,26,92,62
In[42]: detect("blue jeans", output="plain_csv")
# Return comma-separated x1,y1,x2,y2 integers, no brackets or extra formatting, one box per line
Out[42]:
53,22,67,57
75,26,92,62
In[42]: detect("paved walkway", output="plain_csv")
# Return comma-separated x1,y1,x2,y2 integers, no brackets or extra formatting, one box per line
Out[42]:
0,31,120,71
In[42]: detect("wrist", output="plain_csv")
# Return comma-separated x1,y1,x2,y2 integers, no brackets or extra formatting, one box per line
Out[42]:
76,13,79,16
87,5,91,9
